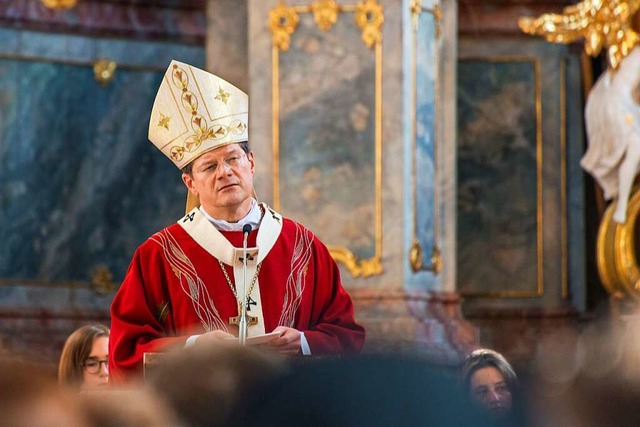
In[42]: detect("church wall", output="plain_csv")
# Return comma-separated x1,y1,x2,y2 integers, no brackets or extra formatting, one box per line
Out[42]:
0,0,596,369
241,0,475,362
457,0,589,369
0,1,205,365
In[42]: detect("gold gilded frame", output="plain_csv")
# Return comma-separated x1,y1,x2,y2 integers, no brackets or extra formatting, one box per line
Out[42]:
597,187,640,300
560,58,568,299
519,1,636,300
408,0,443,274
269,0,384,277
0,53,163,294
458,56,544,298
41,0,77,9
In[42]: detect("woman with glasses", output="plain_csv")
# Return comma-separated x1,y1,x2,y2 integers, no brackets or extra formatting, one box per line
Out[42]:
58,324,110,391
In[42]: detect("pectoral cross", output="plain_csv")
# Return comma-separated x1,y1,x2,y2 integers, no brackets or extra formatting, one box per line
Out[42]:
229,301,258,327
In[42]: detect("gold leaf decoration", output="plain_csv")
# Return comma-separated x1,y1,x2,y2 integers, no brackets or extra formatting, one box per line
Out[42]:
519,0,640,69
312,0,340,31
158,113,170,130
41,0,77,9
354,0,384,48
91,266,116,295
93,59,117,87
269,2,300,52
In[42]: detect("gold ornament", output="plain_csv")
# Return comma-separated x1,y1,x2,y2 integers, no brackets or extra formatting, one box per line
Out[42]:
519,0,640,69
91,265,116,295
93,59,117,87
354,0,384,48
269,3,300,52
312,0,340,31
41,0,77,10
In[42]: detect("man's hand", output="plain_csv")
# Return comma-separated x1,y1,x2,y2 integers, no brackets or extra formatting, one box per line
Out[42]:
194,329,236,346
266,326,301,355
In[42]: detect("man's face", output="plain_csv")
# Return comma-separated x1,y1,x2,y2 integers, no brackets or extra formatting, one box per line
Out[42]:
182,143,255,220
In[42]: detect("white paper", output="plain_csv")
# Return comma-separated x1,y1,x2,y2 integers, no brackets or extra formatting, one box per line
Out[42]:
225,331,281,345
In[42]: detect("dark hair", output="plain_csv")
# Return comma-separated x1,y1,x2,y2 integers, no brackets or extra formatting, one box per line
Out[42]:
181,141,250,175
146,343,285,427
58,324,110,389
460,348,518,393
231,355,493,427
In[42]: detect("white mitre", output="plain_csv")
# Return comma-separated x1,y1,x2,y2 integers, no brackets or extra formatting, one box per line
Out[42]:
148,60,249,169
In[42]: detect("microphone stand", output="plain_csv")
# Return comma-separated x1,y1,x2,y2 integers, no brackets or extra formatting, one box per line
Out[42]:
238,224,252,346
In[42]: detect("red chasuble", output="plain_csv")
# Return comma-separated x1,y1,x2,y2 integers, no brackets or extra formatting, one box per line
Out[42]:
109,205,365,381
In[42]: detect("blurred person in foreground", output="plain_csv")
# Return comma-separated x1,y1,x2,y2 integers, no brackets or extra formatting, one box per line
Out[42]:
79,388,183,427
530,320,640,427
460,348,526,426
0,358,89,427
229,355,493,427
145,342,287,427
109,60,364,382
58,324,110,391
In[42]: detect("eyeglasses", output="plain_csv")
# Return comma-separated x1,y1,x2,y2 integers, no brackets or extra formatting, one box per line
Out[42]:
83,358,109,374
195,152,247,175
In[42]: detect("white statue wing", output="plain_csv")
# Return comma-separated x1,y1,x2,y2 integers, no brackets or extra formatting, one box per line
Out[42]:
581,63,638,200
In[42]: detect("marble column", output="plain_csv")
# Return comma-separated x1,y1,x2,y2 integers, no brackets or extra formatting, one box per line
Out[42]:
206,0,249,92
206,0,476,361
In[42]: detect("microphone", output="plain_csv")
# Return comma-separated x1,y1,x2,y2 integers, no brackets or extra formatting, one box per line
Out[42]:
239,224,252,346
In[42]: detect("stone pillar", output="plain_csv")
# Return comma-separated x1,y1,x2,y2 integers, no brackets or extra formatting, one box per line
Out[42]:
206,0,249,92
241,0,475,361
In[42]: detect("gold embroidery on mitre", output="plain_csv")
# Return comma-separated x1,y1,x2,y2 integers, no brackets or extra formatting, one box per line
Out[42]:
229,120,247,135
215,87,230,104
165,63,247,165
170,146,185,162
158,113,170,130
149,60,250,169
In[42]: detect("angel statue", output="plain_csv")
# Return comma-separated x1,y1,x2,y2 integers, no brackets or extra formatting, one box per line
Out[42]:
520,0,640,223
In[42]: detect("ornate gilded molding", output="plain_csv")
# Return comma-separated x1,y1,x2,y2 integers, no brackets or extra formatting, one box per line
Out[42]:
520,1,634,299
519,0,640,69
91,265,117,295
269,1,384,277
93,59,117,87
312,0,340,31
596,185,640,300
410,0,442,35
269,3,300,52
330,246,382,278
354,0,384,48
560,58,569,299
269,0,383,52
409,0,443,274
41,0,77,9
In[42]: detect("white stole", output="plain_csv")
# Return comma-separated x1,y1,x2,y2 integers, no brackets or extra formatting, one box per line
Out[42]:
177,203,283,336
